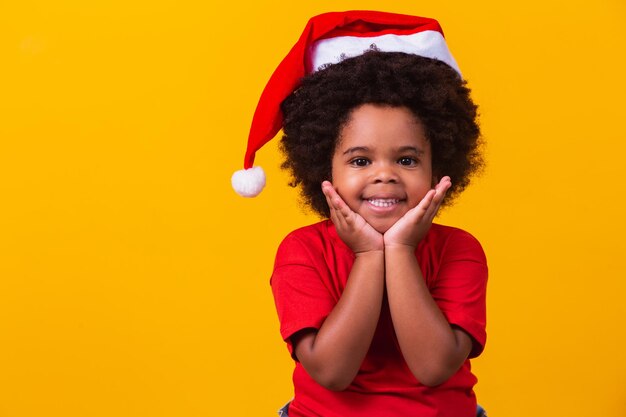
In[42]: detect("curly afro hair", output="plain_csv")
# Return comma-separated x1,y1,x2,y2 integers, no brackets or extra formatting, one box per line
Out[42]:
280,51,483,218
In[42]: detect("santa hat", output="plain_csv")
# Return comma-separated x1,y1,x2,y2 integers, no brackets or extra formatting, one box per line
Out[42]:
231,10,461,197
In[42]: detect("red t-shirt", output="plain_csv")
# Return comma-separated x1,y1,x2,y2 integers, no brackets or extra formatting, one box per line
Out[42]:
271,220,487,417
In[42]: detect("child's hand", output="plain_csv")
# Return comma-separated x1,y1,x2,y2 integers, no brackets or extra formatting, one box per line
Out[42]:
384,177,452,249
322,181,384,254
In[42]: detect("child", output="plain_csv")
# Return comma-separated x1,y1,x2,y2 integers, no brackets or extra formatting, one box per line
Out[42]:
232,11,487,417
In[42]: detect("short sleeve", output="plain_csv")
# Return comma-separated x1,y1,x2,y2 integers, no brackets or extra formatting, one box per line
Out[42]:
431,230,488,358
270,232,337,357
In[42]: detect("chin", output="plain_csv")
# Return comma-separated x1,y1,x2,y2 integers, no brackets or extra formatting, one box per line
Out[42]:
371,221,394,234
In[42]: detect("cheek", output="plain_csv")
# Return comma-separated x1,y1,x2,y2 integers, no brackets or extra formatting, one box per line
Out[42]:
339,170,363,188
408,176,433,200
333,171,365,203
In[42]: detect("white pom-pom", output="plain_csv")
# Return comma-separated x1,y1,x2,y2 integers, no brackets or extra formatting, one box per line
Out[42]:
231,166,266,197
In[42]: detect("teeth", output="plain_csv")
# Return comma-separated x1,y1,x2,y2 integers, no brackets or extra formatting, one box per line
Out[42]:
368,198,399,207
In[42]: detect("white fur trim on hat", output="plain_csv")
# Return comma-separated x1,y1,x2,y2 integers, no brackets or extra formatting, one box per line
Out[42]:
309,30,461,76
231,166,266,197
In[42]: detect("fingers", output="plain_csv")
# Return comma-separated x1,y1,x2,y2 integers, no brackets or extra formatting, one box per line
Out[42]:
422,176,451,222
402,177,452,224
419,177,451,212
430,176,451,210
322,181,345,214
322,181,353,226
433,176,452,200
413,189,436,219
322,181,344,227
321,181,338,206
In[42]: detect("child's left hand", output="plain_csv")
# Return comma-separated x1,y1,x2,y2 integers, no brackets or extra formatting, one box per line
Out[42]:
384,177,452,249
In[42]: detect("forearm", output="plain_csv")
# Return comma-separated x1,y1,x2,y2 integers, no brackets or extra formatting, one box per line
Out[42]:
385,246,470,386
295,250,385,390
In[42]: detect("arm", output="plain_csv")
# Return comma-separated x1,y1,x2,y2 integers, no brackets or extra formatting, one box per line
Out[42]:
385,246,472,387
384,177,472,387
292,182,385,391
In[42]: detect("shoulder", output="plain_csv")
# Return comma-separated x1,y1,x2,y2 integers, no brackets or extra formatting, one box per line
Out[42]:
428,223,482,244
424,224,487,263
281,219,330,242
277,220,331,251
274,220,334,266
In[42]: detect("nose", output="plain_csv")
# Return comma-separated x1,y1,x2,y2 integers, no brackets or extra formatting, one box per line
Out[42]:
372,162,399,183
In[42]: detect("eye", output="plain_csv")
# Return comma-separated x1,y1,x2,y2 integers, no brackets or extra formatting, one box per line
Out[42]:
398,157,418,166
349,158,370,167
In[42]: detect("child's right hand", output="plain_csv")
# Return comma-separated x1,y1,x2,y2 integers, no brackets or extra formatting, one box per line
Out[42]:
322,181,384,254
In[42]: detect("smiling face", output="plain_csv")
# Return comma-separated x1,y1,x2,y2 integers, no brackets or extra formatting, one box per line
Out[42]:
331,104,434,234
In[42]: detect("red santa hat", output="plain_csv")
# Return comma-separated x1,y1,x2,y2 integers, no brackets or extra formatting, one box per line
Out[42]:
231,10,461,197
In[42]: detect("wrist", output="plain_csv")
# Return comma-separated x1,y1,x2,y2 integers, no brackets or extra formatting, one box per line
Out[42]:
354,248,385,258
384,243,416,254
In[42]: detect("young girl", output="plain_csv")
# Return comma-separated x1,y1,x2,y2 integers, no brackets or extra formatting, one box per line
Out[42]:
232,11,487,417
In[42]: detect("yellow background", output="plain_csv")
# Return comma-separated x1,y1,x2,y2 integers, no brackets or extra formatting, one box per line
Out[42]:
1,1,625,416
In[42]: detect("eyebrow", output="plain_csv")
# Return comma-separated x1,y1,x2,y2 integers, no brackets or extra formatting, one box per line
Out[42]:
342,146,424,155
342,146,370,155
397,146,424,155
